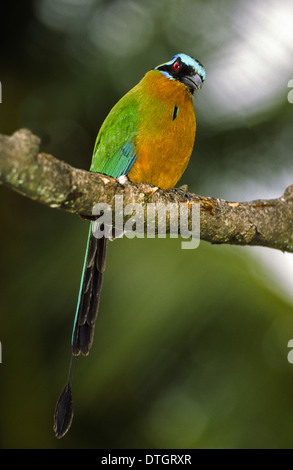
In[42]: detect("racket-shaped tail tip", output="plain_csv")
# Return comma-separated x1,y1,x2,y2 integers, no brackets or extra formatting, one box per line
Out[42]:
53,383,74,439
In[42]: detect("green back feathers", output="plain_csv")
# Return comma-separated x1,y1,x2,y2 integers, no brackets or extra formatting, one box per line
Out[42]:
90,89,140,177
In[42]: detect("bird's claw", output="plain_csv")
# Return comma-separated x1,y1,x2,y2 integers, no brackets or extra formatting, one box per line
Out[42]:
173,185,191,203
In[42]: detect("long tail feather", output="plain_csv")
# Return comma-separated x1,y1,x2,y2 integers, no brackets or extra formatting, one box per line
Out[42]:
72,225,108,356
54,226,109,438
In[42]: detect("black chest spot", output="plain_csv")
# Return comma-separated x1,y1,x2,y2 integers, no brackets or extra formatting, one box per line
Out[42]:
172,105,179,120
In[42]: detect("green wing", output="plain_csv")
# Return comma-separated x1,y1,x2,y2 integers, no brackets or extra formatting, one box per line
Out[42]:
90,92,139,178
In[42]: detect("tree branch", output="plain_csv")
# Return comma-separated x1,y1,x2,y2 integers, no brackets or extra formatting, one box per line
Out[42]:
1,129,293,252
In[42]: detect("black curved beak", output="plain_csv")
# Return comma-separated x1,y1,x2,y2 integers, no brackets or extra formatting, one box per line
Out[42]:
181,73,203,92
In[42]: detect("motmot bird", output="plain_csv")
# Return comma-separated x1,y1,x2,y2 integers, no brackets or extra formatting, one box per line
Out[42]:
73,53,205,355
54,53,205,437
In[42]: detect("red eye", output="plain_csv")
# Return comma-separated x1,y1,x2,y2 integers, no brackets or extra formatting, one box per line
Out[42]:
173,61,181,72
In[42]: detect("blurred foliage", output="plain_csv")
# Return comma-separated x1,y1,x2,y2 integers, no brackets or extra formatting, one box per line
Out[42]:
1,0,293,449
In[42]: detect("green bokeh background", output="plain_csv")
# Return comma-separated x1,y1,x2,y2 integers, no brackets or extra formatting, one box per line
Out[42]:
1,0,293,449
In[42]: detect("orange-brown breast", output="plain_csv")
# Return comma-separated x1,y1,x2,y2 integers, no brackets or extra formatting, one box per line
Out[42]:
127,70,196,190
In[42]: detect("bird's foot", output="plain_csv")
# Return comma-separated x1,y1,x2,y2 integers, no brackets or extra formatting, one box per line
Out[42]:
146,184,159,197
174,184,190,203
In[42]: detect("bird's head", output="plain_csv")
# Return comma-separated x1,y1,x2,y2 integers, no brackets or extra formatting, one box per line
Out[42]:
154,53,205,94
